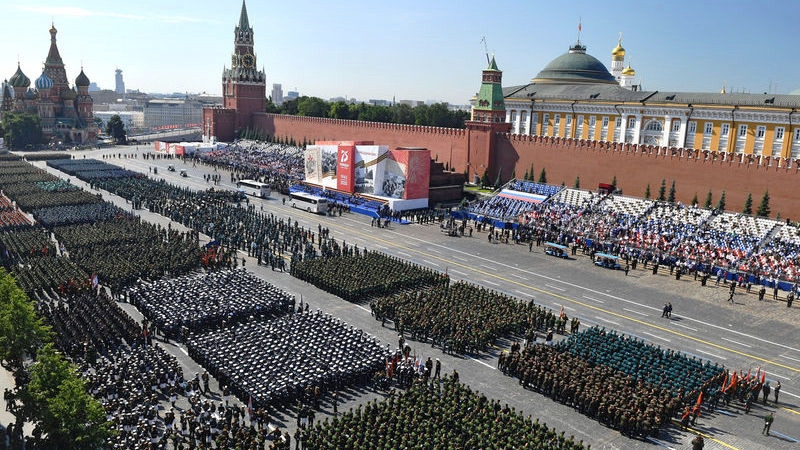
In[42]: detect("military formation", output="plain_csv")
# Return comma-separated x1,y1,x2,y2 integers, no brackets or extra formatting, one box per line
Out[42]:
125,269,294,338
291,251,446,303
304,375,587,449
187,310,388,410
0,145,768,448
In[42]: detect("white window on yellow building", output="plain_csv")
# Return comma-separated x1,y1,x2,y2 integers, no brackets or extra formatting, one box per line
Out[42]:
576,115,584,138
772,127,785,156
735,125,748,153
553,114,561,137
519,111,527,134
686,121,697,148
718,123,730,152
565,115,572,137
588,116,597,139
754,126,766,155
601,117,609,141
721,123,730,136
672,120,681,132
613,117,621,141
704,123,713,135
542,114,549,136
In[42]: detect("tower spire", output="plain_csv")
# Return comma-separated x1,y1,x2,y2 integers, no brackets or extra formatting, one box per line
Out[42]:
239,0,250,31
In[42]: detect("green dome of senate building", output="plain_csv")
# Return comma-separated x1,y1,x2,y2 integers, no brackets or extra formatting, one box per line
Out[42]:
532,42,617,84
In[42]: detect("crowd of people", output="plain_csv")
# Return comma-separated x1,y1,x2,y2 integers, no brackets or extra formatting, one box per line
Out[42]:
193,140,305,194
125,269,294,338
304,375,587,449
464,180,800,291
187,309,388,410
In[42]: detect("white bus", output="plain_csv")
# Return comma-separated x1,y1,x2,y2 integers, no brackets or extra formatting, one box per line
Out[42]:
237,179,271,198
289,191,328,214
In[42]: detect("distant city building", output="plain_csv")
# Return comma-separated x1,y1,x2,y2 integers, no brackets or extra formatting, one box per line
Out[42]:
94,110,144,132
398,100,423,107
88,82,100,92
271,83,283,105
1,23,96,145
286,91,299,101
143,98,203,131
202,0,267,142
115,69,125,95
368,99,390,106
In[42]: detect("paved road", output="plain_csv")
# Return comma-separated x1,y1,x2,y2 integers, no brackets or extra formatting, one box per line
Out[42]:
28,146,800,449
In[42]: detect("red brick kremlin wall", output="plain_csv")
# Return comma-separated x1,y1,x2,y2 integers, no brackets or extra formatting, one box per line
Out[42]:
254,113,800,219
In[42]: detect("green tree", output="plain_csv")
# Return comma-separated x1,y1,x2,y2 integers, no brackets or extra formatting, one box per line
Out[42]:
717,190,727,211
480,168,490,187
297,96,328,117
394,103,415,124
704,190,713,209
329,101,351,119
24,344,112,449
280,98,299,115
529,163,534,181
104,115,127,145
742,193,753,215
690,192,698,206
413,104,429,126
426,103,452,127
523,169,529,181
494,167,503,187
265,99,281,114
657,178,667,201
2,112,43,149
574,176,580,189
757,191,771,217
644,184,651,199
538,168,547,183
668,180,676,203
0,269,51,370
611,175,617,190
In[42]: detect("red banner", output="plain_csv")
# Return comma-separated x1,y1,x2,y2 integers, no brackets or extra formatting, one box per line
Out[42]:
337,145,355,193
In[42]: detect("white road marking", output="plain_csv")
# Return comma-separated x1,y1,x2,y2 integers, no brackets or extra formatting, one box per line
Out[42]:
467,356,496,370
672,322,698,332
622,308,648,317
642,332,671,342
780,354,800,363
695,349,727,360
510,273,526,279
595,316,620,326
720,337,752,348
781,390,800,399
768,372,791,380
582,295,605,304
355,304,371,313
397,251,412,258
545,284,565,291
515,289,530,296
481,264,497,270
482,279,500,286
449,269,469,276
422,260,440,267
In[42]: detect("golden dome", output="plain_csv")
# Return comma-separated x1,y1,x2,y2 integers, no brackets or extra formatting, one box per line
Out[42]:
612,36,625,59
622,64,635,76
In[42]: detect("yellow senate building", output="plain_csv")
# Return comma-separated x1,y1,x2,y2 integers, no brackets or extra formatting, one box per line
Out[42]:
501,36,800,161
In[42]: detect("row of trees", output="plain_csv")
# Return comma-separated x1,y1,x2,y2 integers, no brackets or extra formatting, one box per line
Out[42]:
0,112,43,150
643,179,771,216
0,269,111,448
265,96,470,128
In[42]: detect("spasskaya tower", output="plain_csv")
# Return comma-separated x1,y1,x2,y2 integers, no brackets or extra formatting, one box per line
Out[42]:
203,0,267,142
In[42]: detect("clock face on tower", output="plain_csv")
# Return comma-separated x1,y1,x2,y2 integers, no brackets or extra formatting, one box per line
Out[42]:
242,53,255,69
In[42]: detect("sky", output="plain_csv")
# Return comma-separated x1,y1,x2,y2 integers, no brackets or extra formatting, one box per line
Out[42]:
2,0,799,105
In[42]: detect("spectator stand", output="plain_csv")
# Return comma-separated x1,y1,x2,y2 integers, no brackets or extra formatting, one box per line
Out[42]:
462,179,564,229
